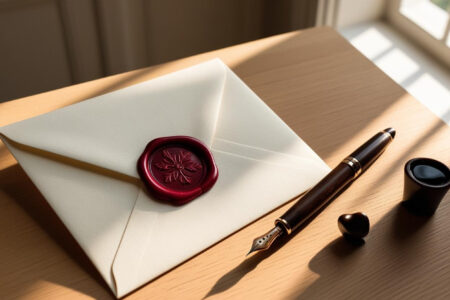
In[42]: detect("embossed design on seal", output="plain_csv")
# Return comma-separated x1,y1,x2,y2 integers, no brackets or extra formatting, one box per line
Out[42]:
137,136,219,205
154,149,202,184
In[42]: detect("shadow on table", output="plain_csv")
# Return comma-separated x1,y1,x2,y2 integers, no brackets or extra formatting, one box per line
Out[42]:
203,181,358,299
290,202,450,299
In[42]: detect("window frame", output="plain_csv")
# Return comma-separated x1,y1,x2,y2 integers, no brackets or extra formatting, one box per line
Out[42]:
386,0,450,68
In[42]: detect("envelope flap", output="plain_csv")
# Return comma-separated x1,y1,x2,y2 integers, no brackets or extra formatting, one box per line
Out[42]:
213,66,328,168
0,60,227,178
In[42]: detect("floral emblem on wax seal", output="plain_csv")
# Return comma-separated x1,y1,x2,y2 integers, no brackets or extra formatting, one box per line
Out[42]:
137,136,218,206
154,149,202,184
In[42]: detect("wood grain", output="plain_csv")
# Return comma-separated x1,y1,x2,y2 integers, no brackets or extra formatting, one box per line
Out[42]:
1,27,449,300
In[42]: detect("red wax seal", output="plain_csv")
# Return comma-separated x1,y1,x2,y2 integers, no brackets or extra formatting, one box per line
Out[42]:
138,136,218,205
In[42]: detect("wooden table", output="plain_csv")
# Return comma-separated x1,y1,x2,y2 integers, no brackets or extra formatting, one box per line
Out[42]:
1,27,449,300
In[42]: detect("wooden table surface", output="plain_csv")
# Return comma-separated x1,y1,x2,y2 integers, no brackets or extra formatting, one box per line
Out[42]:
1,27,449,300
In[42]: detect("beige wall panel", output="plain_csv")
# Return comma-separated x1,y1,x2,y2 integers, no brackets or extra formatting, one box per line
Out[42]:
95,0,150,75
0,0,317,101
143,0,316,66
144,0,266,64
58,0,104,83
0,0,72,102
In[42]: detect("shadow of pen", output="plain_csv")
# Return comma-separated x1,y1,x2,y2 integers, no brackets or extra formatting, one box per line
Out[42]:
202,182,356,299
202,233,290,299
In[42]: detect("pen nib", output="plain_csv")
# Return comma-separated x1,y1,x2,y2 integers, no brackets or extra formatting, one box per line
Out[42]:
247,226,283,256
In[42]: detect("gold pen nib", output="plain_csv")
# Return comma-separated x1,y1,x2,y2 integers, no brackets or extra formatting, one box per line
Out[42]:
247,226,283,256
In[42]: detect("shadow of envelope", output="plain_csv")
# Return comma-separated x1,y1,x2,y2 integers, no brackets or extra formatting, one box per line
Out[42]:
0,59,330,297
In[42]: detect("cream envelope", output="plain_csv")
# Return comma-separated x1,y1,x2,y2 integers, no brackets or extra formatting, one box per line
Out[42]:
0,59,330,297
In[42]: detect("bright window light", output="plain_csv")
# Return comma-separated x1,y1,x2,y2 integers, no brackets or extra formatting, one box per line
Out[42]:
348,28,393,59
430,0,450,11
400,0,449,39
374,48,420,83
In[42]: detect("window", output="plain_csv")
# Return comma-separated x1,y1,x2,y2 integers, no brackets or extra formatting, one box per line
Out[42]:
400,0,450,39
387,0,450,67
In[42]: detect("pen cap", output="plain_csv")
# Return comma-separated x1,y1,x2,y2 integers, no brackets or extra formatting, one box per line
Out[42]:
402,158,450,216
349,128,394,172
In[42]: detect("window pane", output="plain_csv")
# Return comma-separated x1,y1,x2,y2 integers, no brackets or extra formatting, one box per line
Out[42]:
401,0,449,39
430,0,450,11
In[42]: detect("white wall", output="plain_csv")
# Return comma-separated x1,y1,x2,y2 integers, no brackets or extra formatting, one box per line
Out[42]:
335,0,386,28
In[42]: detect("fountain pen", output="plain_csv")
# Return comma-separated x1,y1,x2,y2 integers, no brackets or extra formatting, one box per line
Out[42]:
247,128,396,255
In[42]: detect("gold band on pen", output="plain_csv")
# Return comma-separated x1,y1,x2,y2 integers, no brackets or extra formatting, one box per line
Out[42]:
342,156,362,178
275,218,292,235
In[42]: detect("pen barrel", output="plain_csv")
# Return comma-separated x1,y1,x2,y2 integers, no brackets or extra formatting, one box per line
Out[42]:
278,163,354,232
349,131,393,172
277,129,394,233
